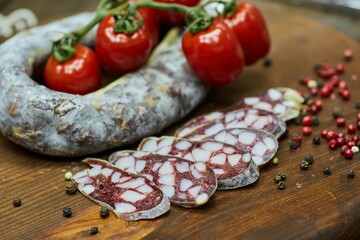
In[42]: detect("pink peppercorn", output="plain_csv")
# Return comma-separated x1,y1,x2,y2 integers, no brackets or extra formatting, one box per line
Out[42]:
336,63,344,73
328,139,338,150
344,149,354,159
302,126,312,136
336,118,346,127
326,131,337,141
348,124,356,134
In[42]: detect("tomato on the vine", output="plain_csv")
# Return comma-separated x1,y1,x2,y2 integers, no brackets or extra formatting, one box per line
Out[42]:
95,12,154,75
137,7,160,48
223,2,270,65
182,21,244,86
155,0,201,26
44,45,101,95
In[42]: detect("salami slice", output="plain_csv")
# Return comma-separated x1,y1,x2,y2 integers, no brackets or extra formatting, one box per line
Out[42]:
175,108,286,139
108,150,217,208
205,128,278,167
138,137,259,190
230,87,304,121
72,158,170,221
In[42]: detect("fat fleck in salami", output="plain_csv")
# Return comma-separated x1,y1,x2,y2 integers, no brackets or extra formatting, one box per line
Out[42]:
72,158,170,221
0,13,208,156
108,150,217,208
138,136,259,190
229,87,304,121
205,128,278,167
175,108,286,139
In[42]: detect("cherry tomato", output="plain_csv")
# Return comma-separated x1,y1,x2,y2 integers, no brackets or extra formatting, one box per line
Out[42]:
95,12,153,75
155,0,201,26
223,3,270,65
44,45,101,95
137,8,160,48
182,21,244,86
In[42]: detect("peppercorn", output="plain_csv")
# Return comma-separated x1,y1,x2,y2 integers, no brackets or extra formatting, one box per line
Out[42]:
333,107,343,119
65,181,77,195
340,89,351,101
344,149,354,159
278,171,287,180
312,116,320,126
326,131,337,141
294,116,303,126
313,63,322,71
100,206,110,218
321,129,328,138
312,135,321,145
290,140,300,150
317,81,325,89
323,166,332,175
336,63,344,73
304,155,314,164
300,160,309,170
328,139,338,150
336,118,346,127
274,175,282,183
348,124,356,134
344,49,353,61
63,207,72,218
13,197,21,207
263,57,272,67
348,170,355,179
301,116,312,126
314,99,323,110
90,226,99,235
302,126,312,136
355,101,360,109
277,181,285,190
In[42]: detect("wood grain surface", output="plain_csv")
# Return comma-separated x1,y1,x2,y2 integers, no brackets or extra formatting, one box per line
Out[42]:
1,1,360,239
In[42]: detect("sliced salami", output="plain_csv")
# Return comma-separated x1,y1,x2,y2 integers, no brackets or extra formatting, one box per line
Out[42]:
230,87,304,121
175,108,286,139
138,136,259,190
205,128,278,167
108,150,217,208
72,158,170,221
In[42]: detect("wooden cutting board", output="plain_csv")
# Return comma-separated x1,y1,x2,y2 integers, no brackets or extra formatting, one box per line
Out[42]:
1,1,360,239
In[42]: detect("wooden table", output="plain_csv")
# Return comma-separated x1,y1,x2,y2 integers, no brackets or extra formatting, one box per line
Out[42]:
1,1,360,239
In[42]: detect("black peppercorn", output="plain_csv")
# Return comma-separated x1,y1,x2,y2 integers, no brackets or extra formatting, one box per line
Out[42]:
263,57,272,67
100,206,110,218
13,197,21,207
278,171,287,180
312,135,321,145
323,166,332,175
90,227,99,235
317,81,324,89
313,63,322,71
294,116,303,125
65,181,77,195
348,170,355,179
300,160,309,170
63,207,72,218
274,175,282,183
312,117,320,126
290,140,300,150
355,101,360,109
304,155,314,164
332,107,343,119
278,181,286,190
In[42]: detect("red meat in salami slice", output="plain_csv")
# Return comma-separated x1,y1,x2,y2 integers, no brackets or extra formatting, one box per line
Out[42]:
108,150,217,208
175,108,286,139
205,128,278,167
72,158,170,221
138,136,259,190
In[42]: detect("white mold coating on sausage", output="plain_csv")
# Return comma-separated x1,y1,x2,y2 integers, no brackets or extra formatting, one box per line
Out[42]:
0,13,208,156
138,136,259,190
109,150,218,208
72,158,170,221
